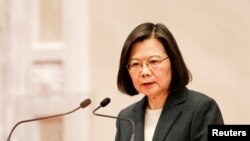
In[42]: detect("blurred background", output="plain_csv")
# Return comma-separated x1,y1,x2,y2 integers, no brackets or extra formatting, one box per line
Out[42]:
0,0,250,140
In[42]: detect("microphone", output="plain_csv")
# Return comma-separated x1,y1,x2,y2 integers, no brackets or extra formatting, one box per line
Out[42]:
6,98,91,141
93,98,135,141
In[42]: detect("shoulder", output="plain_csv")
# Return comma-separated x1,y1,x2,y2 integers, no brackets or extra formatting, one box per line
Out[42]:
175,88,224,123
171,87,218,107
183,88,222,117
185,88,218,106
184,89,224,127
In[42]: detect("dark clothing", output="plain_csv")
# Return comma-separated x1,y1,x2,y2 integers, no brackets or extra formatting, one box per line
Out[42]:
115,87,224,141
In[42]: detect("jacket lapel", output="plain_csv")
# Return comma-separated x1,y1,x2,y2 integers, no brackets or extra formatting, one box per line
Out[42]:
132,97,147,141
152,88,187,141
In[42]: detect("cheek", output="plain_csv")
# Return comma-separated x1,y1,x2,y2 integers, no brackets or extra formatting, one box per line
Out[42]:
156,68,172,87
129,73,140,88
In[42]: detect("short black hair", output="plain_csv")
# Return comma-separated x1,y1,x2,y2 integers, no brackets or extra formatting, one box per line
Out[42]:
117,22,192,96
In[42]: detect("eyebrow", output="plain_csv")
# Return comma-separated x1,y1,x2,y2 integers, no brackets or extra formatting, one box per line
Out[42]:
129,55,162,61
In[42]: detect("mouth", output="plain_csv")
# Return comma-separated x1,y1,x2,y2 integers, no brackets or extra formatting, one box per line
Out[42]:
142,82,155,86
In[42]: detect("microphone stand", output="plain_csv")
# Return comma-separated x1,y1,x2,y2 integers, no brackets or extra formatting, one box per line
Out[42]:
93,99,135,141
6,98,91,141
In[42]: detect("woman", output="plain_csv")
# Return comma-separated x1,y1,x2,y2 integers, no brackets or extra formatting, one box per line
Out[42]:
116,22,224,141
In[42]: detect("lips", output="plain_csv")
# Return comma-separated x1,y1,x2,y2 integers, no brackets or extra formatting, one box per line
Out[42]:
142,82,155,86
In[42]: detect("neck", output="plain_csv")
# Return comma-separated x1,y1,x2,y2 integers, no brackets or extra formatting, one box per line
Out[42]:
147,92,168,110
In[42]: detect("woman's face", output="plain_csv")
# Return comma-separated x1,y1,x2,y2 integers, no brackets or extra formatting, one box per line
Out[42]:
128,38,172,98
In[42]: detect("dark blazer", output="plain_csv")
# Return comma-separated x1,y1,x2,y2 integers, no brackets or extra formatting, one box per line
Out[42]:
115,87,224,141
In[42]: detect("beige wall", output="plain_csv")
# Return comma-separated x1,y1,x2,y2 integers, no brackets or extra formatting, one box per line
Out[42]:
90,0,250,140
1,0,250,141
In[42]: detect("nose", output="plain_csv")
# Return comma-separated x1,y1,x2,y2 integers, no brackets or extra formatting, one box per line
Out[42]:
141,63,151,77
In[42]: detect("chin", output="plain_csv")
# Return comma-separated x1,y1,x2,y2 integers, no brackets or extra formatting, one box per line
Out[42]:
141,89,168,98
141,91,158,97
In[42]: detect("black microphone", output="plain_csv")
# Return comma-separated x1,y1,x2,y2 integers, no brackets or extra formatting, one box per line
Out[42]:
6,98,91,141
93,98,135,141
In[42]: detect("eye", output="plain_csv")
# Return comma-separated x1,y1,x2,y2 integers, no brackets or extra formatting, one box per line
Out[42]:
129,62,141,68
149,59,161,65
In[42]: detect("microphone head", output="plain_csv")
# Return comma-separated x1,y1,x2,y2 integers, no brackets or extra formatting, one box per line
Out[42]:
100,98,111,107
80,98,91,108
